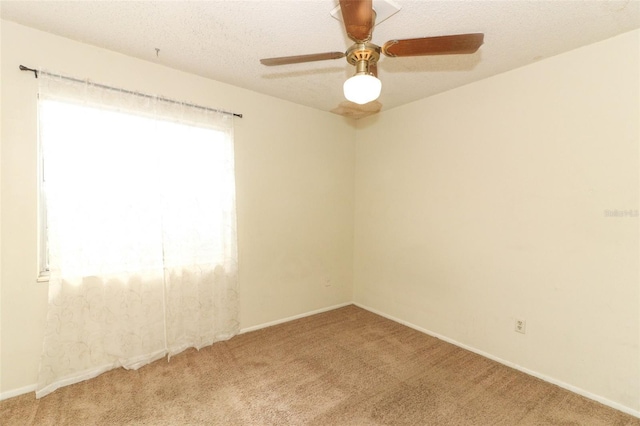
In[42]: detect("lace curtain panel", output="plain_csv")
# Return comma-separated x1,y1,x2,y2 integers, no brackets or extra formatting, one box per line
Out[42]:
36,73,239,398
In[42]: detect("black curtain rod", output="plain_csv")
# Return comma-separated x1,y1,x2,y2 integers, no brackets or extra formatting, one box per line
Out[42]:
19,65,243,119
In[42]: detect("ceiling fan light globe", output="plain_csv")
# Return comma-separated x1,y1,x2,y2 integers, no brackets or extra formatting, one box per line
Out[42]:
343,74,381,104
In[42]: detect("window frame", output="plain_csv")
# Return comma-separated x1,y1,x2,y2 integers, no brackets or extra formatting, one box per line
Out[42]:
37,98,50,281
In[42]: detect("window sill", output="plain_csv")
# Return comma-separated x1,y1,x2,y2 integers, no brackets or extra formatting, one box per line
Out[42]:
37,272,50,283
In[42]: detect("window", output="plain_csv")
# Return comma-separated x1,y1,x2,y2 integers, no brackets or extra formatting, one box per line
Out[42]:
38,98,236,280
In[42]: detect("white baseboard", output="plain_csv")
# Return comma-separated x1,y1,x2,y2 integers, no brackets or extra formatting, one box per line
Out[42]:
0,302,353,402
353,302,640,419
240,301,352,334
0,384,36,402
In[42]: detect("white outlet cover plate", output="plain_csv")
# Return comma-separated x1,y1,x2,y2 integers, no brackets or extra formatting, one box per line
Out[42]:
330,0,401,26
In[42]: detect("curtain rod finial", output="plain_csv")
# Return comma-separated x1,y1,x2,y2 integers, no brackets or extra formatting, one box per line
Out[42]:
19,65,39,78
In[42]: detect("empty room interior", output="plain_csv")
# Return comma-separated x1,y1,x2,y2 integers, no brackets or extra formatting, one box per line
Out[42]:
1,0,639,424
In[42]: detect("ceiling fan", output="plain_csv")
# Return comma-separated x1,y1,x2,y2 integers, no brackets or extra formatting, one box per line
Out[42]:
260,0,484,106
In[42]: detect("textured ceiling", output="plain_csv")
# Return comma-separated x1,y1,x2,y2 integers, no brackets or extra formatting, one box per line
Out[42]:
1,1,639,116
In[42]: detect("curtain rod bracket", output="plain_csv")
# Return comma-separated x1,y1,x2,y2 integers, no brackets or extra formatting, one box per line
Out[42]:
19,65,39,78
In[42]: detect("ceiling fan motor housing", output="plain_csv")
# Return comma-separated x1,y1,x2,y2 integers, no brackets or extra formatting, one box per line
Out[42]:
346,43,381,74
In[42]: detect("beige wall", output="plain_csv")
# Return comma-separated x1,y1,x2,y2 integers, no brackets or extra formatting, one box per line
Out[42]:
0,21,355,395
0,18,3,405
354,29,639,413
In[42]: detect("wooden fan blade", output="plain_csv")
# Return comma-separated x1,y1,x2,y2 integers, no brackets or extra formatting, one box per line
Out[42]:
260,52,345,66
382,33,484,57
340,0,374,42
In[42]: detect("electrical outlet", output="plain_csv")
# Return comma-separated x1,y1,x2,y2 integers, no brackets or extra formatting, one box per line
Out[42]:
515,319,526,334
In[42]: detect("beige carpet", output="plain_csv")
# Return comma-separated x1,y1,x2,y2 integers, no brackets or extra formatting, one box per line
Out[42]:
2,305,638,425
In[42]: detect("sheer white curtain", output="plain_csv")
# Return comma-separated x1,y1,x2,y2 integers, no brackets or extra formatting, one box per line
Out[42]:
36,73,239,398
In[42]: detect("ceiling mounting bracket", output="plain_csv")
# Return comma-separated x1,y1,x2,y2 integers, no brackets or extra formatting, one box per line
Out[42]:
330,0,401,26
